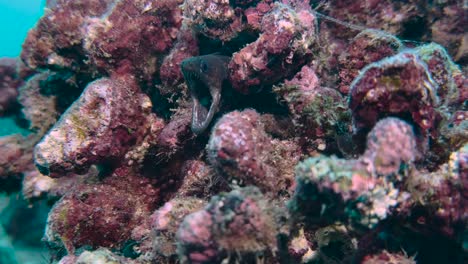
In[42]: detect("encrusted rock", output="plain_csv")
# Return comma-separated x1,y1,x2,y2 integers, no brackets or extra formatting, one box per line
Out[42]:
229,2,316,94
177,187,283,263
207,109,300,196
34,74,156,177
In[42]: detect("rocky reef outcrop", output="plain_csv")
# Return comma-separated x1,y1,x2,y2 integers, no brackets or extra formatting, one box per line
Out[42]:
0,0,466,263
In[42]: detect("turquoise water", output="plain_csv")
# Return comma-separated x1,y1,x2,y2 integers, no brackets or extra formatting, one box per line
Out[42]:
0,0,45,136
0,0,46,57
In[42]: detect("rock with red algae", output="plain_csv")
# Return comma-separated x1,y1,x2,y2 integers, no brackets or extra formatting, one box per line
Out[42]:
45,167,159,255
57,255,77,264
207,109,300,196
229,2,316,94
0,135,35,192
440,111,468,150
59,248,138,264
243,1,273,30
289,118,416,227
338,29,403,94
413,42,463,105
349,51,439,139
0,58,21,116
152,107,194,163
402,143,468,237
362,250,416,264
274,65,350,141
159,26,199,93
176,187,282,264
363,117,417,176
323,0,425,39
177,160,227,199
22,166,99,201
22,170,56,200
182,0,242,41
122,112,166,169
21,0,111,71
429,3,468,64
84,0,183,83
151,197,205,261
34,74,156,177
22,0,184,83
17,72,59,134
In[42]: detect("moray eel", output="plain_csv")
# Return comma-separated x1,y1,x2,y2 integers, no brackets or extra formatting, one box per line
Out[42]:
181,54,231,134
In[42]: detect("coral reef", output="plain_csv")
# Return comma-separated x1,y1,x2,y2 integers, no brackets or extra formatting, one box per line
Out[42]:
362,250,416,264
207,109,300,196
176,187,286,263
151,197,205,261
289,117,417,227
229,2,316,94
274,65,350,149
337,29,403,94
45,167,159,255
34,74,158,177
17,72,59,134
0,0,466,263
182,0,242,41
349,51,439,138
0,58,21,116
0,135,36,192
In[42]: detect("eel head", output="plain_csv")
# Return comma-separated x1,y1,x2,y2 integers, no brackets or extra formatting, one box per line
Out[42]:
181,54,230,134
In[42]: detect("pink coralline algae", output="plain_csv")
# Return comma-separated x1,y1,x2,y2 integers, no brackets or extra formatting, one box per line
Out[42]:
22,0,184,83
0,0,467,263
290,117,417,227
0,58,22,116
150,197,205,261
229,2,316,94
21,0,111,71
0,135,35,191
338,29,403,94
182,0,242,41
159,27,199,91
58,248,139,264
45,167,159,254
323,0,425,38
362,250,416,264
274,65,350,143
207,109,300,195
402,144,468,237
176,187,285,263
83,0,184,82
34,74,158,177
349,51,439,138
17,72,59,134
349,42,465,157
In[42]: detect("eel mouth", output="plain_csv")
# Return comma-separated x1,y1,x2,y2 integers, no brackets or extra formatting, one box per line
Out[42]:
183,71,220,134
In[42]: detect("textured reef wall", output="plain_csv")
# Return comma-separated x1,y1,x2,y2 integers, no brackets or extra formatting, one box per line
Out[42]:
0,0,467,263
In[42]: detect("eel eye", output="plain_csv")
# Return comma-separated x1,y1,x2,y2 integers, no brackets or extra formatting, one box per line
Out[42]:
200,61,208,73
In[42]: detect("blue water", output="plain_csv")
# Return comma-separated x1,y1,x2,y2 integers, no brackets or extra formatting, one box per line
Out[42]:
0,0,46,57
0,0,45,136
